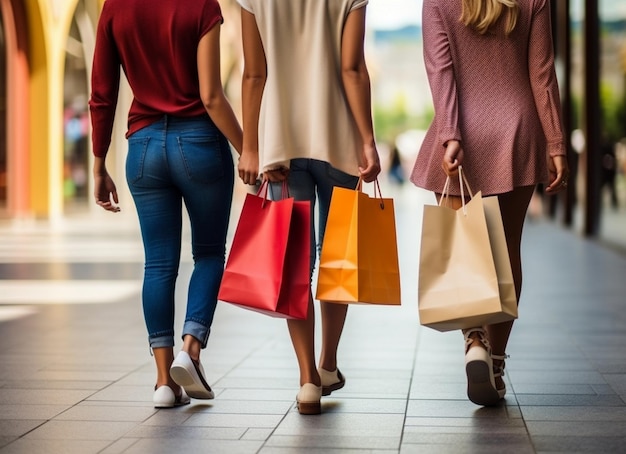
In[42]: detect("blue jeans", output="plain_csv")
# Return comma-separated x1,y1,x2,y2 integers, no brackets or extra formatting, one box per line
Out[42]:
126,115,234,349
270,159,359,274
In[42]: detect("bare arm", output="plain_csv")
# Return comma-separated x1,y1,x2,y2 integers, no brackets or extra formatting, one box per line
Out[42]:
341,6,380,183
197,24,243,155
239,8,266,185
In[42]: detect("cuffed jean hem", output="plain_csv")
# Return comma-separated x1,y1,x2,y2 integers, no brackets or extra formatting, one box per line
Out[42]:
149,334,175,349
182,320,211,349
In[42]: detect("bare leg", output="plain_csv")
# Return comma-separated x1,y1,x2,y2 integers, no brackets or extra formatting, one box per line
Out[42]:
487,185,535,386
319,301,349,371
287,293,321,386
153,347,182,393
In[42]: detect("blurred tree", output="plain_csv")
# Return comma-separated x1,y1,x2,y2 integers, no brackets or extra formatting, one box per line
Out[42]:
600,82,625,142
373,94,433,144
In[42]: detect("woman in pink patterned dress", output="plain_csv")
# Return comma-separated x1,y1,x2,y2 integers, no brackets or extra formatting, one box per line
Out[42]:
411,0,569,405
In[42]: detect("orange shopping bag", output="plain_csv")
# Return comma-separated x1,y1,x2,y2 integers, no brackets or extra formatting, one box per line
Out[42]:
316,179,401,305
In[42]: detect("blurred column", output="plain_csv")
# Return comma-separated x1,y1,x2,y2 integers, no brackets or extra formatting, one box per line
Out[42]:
583,0,601,235
553,0,575,226
1,0,30,218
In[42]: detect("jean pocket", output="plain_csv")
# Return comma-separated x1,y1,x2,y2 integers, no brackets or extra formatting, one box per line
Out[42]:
126,136,151,186
177,136,225,184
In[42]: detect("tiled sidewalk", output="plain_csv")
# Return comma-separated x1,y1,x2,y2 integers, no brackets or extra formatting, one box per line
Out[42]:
0,185,625,453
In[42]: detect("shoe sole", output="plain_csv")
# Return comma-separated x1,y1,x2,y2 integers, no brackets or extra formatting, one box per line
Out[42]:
170,363,215,400
466,359,501,406
154,400,190,409
154,398,175,409
297,401,321,415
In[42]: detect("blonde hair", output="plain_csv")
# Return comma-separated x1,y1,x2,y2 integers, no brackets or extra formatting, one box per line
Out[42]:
460,0,519,36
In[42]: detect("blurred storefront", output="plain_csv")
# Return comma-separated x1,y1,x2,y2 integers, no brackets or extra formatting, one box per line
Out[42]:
550,0,626,250
0,0,105,220
0,0,624,250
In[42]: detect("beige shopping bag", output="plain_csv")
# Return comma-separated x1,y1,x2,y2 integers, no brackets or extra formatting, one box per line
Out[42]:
417,169,518,331
482,196,517,320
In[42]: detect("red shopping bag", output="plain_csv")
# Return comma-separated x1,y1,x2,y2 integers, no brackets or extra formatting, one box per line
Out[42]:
218,182,310,319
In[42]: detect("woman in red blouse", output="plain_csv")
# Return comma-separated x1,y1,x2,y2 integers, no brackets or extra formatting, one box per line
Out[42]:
89,0,242,408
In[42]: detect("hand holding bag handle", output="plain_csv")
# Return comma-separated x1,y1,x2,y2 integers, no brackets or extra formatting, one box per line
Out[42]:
439,165,474,210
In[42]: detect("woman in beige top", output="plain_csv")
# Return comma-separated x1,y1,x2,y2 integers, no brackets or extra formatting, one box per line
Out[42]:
411,0,569,405
237,0,380,414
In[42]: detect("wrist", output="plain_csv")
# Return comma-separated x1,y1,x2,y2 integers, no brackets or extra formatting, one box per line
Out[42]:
241,147,258,156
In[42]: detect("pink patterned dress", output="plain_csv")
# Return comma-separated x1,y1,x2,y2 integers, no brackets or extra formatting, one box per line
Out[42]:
410,0,566,196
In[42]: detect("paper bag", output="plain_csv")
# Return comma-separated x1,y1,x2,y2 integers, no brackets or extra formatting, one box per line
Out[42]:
316,180,401,305
218,182,310,319
482,196,517,320
418,169,517,331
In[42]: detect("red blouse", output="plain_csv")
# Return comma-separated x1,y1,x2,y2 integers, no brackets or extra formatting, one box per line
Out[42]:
89,0,223,157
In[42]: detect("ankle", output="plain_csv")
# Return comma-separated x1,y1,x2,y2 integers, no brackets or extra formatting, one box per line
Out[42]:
463,328,490,353
300,371,321,387
468,337,487,350
182,336,201,362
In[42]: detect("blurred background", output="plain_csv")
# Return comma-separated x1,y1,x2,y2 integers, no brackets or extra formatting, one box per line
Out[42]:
0,0,624,250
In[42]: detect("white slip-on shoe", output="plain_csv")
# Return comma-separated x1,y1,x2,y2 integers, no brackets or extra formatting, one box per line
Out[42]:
170,351,215,399
153,385,190,408
319,367,345,396
296,383,322,415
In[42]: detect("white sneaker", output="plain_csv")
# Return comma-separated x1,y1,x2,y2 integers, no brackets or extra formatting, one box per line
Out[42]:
170,351,215,399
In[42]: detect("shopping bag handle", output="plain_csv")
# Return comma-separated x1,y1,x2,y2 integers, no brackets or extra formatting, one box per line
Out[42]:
256,180,270,208
256,180,291,207
439,166,474,215
356,178,386,210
